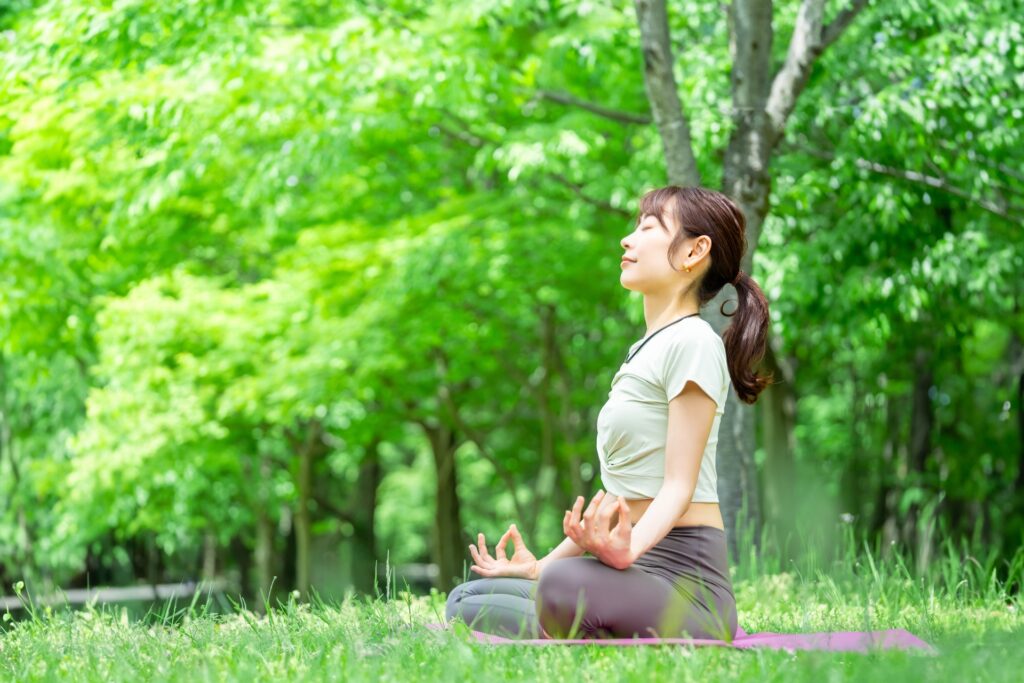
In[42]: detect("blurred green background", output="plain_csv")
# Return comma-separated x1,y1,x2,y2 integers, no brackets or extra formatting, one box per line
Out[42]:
0,0,1021,608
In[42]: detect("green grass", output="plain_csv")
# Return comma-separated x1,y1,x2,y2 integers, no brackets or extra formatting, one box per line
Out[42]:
2,539,1022,682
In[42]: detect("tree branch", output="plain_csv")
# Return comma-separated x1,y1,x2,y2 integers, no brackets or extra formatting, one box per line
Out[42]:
780,139,1023,221
821,0,870,48
853,158,1022,221
432,121,488,148
530,88,652,125
312,494,355,524
766,0,869,145
634,0,700,185
547,173,633,217
428,108,631,218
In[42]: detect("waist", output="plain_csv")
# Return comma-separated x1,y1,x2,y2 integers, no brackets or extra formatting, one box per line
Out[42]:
625,499,724,530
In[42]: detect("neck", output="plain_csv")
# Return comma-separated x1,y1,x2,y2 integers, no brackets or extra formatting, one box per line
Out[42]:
643,293,700,336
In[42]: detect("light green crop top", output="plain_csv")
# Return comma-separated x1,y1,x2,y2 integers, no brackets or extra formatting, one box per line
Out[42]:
595,316,729,501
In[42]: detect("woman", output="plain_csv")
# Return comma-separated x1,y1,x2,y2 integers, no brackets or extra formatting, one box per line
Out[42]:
445,185,772,640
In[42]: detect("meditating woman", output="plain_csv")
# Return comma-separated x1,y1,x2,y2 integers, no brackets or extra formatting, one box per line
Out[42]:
445,185,772,640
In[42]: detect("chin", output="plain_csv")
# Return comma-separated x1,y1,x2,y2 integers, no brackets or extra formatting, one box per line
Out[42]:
618,276,642,293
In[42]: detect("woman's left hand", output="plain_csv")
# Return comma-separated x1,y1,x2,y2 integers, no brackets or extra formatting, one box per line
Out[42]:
563,490,635,570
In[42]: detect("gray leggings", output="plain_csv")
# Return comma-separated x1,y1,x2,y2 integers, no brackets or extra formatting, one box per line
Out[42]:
445,525,737,640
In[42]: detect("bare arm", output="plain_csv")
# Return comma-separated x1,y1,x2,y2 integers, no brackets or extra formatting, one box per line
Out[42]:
536,535,585,576
629,380,716,560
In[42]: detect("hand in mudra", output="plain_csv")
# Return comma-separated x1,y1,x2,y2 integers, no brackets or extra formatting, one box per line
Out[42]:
468,524,540,580
564,489,634,570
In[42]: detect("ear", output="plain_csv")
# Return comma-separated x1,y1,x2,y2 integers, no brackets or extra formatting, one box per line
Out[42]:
694,234,712,257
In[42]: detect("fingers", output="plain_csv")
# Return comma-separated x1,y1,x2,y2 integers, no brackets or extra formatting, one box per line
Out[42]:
564,496,584,544
613,496,632,539
581,489,602,516
470,533,495,569
476,532,494,563
468,542,484,566
596,491,619,527
509,524,526,553
564,495,584,537
581,490,605,528
495,528,512,562
469,526,528,578
571,495,585,525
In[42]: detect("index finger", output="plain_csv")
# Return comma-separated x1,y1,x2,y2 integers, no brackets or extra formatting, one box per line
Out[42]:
495,528,513,561
567,495,585,528
596,491,619,523
582,490,606,522
613,497,632,539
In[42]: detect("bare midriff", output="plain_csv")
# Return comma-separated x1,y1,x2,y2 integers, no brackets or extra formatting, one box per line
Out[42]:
625,499,724,530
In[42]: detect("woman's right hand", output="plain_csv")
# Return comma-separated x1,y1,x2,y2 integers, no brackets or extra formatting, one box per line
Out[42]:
468,524,540,580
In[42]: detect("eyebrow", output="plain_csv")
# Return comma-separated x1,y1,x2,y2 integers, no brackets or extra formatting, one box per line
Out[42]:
638,214,669,231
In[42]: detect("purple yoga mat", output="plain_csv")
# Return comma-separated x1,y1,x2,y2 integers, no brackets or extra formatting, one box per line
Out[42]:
425,623,937,654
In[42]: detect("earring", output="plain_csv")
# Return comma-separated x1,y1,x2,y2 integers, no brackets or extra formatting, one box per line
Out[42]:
686,267,691,272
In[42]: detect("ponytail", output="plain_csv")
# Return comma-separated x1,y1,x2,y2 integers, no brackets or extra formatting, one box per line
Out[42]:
721,271,773,404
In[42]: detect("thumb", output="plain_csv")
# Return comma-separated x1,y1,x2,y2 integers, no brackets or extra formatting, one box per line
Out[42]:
615,497,631,537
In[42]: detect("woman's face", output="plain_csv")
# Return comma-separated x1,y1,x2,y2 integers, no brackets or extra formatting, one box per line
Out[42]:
619,211,687,294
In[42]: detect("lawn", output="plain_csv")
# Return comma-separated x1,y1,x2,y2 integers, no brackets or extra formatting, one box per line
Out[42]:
2,545,1022,682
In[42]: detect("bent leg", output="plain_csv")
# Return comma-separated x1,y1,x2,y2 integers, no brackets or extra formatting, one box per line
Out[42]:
445,577,542,638
537,557,733,639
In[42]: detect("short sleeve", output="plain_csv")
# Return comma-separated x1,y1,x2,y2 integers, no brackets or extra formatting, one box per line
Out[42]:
659,331,727,408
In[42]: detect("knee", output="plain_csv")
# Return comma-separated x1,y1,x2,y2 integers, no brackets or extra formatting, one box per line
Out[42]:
537,559,591,635
445,581,468,622
537,558,590,606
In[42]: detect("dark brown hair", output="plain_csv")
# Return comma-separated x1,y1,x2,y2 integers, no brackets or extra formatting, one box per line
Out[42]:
636,185,773,404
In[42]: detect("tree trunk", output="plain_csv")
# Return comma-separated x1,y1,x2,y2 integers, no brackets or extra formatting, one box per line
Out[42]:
1004,325,1024,551
531,303,560,537
255,509,275,602
350,450,381,595
146,534,159,586
873,388,903,553
281,505,295,594
550,310,599,499
426,422,463,591
760,333,798,558
253,452,276,602
295,439,312,599
229,534,251,600
904,347,934,563
714,356,762,557
202,530,217,581
286,419,328,600
1011,329,1024,502
0,353,34,584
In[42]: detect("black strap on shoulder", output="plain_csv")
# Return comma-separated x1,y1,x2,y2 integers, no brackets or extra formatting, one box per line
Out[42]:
623,313,700,364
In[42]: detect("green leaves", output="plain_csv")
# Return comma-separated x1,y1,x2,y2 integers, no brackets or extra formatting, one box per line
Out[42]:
1,0,1021,590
